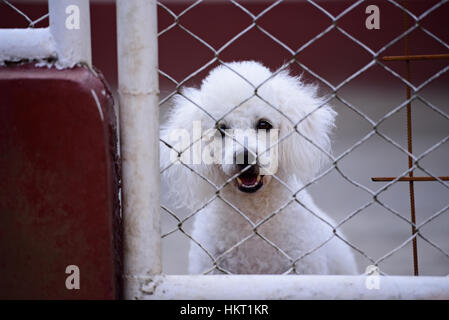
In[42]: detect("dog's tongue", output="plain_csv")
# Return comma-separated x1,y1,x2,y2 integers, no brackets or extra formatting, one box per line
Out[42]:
240,175,257,186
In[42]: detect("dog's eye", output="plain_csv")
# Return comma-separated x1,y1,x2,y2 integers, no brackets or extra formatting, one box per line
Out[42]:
256,119,272,130
216,123,227,137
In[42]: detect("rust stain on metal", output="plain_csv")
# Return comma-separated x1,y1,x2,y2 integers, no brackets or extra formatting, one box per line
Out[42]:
382,54,449,61
372,176,449,182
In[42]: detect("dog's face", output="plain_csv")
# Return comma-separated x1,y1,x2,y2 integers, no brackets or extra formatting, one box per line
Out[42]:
208,101,280,194
162,61,336,202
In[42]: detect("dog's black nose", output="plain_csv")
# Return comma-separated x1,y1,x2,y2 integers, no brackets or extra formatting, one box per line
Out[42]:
234,148,257,169
238,163,259,177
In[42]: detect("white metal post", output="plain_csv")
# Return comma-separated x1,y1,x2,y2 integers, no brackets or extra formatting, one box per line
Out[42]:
116,0,161,299
49,0,92,68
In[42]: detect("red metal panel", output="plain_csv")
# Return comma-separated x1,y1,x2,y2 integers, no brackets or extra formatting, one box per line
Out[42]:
0,64,121,299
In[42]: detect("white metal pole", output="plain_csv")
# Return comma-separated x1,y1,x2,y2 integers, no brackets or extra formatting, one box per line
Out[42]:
49,0,92,68
116,0,161,299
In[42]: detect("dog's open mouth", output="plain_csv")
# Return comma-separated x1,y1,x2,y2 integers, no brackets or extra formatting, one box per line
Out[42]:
236,166,263,193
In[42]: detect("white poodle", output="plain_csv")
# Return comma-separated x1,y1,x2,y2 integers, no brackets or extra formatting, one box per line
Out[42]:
161,61,358,275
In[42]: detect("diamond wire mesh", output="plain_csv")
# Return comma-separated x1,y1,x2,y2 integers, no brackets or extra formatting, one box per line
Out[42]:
2,0,445,280
1,0,49,28
158,0,449,276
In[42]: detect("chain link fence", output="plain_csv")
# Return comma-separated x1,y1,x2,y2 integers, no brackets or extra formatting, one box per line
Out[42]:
0,0,49,28
158,0,449,276
1,0,447,280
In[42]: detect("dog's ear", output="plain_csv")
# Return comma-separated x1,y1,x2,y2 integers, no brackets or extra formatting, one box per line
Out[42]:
268,73,337,185
160,88,216,210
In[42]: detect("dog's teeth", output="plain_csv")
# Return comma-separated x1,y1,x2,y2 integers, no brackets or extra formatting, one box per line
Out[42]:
237,175,262,188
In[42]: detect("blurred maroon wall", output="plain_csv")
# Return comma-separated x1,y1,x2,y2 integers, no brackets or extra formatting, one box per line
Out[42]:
1,0,448,92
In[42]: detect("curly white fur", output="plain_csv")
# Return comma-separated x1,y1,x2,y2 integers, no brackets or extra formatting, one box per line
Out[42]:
161,61,358,275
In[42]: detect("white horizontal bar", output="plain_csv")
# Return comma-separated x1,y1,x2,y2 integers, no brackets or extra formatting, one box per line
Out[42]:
141,275,449,300
0,28,56,63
